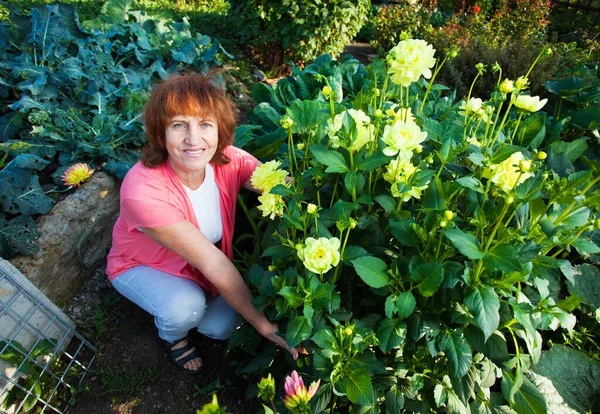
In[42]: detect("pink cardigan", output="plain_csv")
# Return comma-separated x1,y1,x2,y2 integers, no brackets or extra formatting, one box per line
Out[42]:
106,146,258,297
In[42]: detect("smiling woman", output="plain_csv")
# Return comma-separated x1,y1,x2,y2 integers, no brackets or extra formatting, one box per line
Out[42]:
106,71,298,374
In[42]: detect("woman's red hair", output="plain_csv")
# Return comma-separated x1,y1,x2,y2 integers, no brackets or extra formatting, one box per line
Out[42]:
142,70,236,168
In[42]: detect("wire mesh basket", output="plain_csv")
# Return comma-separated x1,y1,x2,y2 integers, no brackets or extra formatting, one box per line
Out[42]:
0,265,97,413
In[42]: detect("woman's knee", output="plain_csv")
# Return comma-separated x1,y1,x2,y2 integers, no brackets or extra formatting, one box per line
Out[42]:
158,295,208,330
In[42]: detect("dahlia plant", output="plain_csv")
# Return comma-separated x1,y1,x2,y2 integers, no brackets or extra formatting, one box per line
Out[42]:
234,40,600,413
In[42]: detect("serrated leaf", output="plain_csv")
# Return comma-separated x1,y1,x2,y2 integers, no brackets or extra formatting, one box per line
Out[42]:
444,228,485,259
567,264,600,308
310,145,349,173
501,371,547,414
464,285,500,340
285,316,312,348
411,263,444,297
396,291,416,320
342,369,375,406
376,318,407,353
484,243,522,273
438,331,472,378
385,386,405,413
351,256,389,288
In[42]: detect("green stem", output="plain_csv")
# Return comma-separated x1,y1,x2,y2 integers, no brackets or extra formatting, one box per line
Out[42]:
379,74,389,110
237,195,260,237
509,112,524,144
418,56,448,116
329,176,340,209
463,72,481,141
553,175,600,225
332,228,351,284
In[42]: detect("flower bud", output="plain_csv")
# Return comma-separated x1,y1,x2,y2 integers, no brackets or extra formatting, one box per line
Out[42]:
536,151,547,160
444,210,455,221
343,327,353,336
257,373,276,403
439,220,448,228
505,195,515,205
374,109,384,118
373,88,381,97
519,160,532,172
297,143,305,150
400,31,411,41
499,79,514,94
321,85,333,98
595,218,600,229
415,145,423,154
491,62,501,73
515,76,529,90
349,218,358,229
447,47,459,59
543,44,553,56
295,243,303,251
280,116,294,130
475,63,486,74
268,264,276,272
307,203,317,214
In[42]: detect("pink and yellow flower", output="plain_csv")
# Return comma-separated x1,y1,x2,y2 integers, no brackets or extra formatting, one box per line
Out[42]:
61,163,94,187
282,371,320,414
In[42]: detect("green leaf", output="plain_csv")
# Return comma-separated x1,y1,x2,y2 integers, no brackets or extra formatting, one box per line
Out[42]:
516,112,546,149
376,318,407,353
545,77,587,97
342,368,375,406
438,331,472,378
456,176,484,194
100,0,133,24
567,264,600,308
311,328,340,353
351,256,390,288
374,195,396,211
411,263,444,297
285,316,312,348
571,238,600,255
532,344,600,413
444,228,485,259
501,371,547,414
422,177,444,209
286,100,331,135
464,285,500,340
310,145,349,173
277,287,304,308
490,145,522,164
342,245,367,263
310,383,332,414
262,245,293,258
359,152,392,171
571,106,600,130
385,386,405,412
23,380,41,412
484,243,522,273
396,291,416,320
549,137,588,162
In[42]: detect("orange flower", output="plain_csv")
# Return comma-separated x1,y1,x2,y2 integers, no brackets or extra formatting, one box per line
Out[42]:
473,5,481,12
61,163,94,187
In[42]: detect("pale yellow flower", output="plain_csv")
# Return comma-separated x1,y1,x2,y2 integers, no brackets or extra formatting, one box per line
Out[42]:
459,98,493,124
257,193,285,220
251,161,288,193
326,109,375,151
499,79,514,94
513,95,548,112
482,151,534,193
383,157,429,201
307,203,317,214
387,39,436,87
382,119,427,157
297,237,341,274
61,163,94,187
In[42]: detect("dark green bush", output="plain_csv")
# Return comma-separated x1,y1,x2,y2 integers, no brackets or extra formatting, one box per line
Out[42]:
228,0,371,72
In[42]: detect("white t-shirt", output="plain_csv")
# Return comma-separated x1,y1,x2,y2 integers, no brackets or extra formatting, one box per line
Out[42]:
183,164,223,244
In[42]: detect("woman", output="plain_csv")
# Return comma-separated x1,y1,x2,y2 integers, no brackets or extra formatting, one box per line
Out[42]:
106,71,297,373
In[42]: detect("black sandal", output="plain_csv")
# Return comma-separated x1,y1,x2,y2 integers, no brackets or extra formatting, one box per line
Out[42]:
162,338,203,374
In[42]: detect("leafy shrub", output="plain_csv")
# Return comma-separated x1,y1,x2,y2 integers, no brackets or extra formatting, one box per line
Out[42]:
369,3,436,54
228,0,371,72
229,41,600,412
0,1,228,258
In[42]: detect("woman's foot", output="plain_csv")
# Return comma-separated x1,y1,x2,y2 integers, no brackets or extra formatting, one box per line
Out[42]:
164,337,203,374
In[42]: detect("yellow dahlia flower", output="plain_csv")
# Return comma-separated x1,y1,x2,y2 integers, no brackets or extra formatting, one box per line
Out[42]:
513,95,548,113
499,79,514,94
297,237,341,274
387,39,436,87
383,157,429,202
326,109,375,151
381,119,427,158
483,151,534,193
257,193,285,220
251,161,288,193
61,163,94,187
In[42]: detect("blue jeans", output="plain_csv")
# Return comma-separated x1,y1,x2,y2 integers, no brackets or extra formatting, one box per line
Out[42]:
111,266,240,343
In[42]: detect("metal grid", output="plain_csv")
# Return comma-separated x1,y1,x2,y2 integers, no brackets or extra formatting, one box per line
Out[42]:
0,269,97,413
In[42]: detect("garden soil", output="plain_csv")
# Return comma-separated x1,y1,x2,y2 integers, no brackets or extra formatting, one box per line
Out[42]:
62,266,262,414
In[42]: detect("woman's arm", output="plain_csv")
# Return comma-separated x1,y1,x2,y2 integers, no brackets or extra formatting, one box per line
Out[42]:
141,221,298,359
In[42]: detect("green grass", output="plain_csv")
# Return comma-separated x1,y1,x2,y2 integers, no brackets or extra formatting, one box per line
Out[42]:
98,364,164,403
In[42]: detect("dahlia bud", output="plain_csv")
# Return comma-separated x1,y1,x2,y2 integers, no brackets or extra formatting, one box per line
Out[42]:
506,195,515,205
444,210,455,221
280,116,294,130
515,76,529,90
499,79,514,94
374,109,384,118
268,265,276,272
321,85,333,98
439,220,448,228
307,203,317,214
297,143,305,150
536,151,547,160
519,160,532,172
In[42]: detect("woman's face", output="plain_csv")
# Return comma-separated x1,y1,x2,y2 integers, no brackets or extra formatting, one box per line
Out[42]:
165,115,219,186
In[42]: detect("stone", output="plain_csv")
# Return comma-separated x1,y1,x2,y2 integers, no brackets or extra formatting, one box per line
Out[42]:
9,172,120,305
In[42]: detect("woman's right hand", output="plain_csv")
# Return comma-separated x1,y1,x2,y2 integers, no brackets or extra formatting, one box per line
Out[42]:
257,321,299,360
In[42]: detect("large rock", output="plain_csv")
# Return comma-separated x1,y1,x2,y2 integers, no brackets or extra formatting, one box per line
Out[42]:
10,172,120,305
